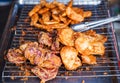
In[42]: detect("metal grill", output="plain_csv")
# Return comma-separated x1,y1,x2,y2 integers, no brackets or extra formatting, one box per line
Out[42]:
2,0,120,83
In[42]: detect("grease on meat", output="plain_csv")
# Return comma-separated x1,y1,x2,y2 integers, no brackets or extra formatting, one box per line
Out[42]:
38,32,52,47
6,48,26,64
31,66,58,83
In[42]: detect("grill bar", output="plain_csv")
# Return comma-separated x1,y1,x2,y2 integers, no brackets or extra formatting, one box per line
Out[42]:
2,0,120,83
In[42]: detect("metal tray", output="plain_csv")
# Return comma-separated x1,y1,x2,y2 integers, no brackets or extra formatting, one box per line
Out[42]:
1,0,120,83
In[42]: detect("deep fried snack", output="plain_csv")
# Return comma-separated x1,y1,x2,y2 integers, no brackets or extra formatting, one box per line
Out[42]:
72,7,84,16
44,21,59,25
30,13,39,26
29,0,92,31
51,8,61,15
58,28,74,46
59,15,67,23
66,7,84,22
60,46,82,70
34,23,68,31
28,4,41,17
67,0,73,7
38,7,49,14
75,32,106,56
42,12,51,23
84,30,107,43
45,2,56,9
53,0,66,11
40,0,47,7
52,14,60,22
81,55,97,65
83,11,92,18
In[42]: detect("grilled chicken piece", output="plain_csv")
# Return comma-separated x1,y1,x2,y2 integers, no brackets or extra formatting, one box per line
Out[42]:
19,41,35,51
24,42,43,64
6,48,26,64
43,52,61,68
58,28,74,46
38,32,52,47
32,51,61,83
81,55,97,65
31,66,58,83
51,38,60,51
33,47,47,66
60,46,82,70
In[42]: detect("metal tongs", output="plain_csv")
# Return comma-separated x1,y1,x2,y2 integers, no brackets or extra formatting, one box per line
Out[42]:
71,15,120,32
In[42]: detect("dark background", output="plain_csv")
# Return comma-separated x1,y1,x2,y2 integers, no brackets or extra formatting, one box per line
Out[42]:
0,1,12,39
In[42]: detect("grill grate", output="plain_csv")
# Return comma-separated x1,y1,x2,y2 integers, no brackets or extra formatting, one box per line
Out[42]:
2,0,120,83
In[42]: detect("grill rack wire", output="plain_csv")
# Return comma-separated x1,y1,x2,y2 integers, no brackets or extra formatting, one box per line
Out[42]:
2,0,120,83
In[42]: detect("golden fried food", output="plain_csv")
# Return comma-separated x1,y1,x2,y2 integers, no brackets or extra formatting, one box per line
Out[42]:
53,0,66,11
40,0,47,7
58,28,74,46
45,2,56,9
59,15,67,23
66,7,84,22
83,11,92,18
51,8,61,15
84,30,107,43
81,55,97,65
42,12,51,23
67,0,73,7
75,33,105,56
60,46,82,70
52,14,60,22
29,0,92,31
72,7,84,16
30,13,39,26
28,4,41,17
38,7,49,14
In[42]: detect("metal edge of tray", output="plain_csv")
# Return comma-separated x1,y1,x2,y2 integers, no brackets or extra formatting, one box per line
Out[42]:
0,1,18,82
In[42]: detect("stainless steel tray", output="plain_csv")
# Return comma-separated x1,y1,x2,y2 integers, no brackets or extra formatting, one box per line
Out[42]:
1,0,120,83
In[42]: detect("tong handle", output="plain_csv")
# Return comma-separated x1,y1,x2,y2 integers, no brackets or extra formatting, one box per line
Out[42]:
86,15,120,26
71,15,120,32
87,15,120,29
